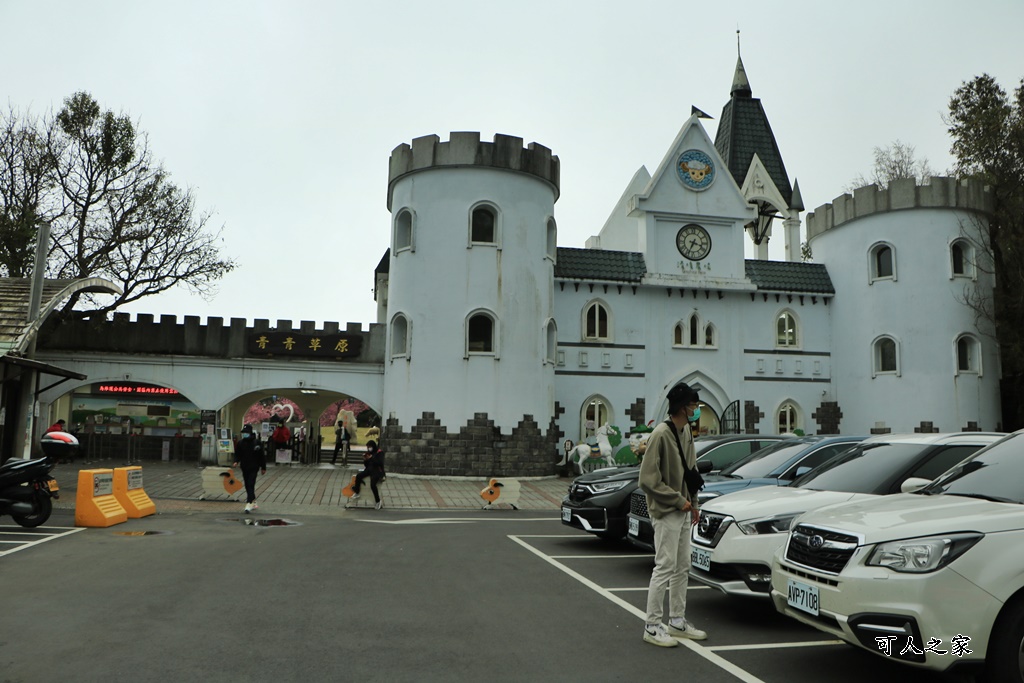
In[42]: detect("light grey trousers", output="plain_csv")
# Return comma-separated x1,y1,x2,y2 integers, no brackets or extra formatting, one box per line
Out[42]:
645,508,692,624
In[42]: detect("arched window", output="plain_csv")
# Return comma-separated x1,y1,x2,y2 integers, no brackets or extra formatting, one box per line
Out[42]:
546,218,557,261
776,311,798,348
470,204,497,244
394,209,413,252
581,396,612,442
689,313,699,346
874,336,899,376
545,319,557,364
777,402,799,434
467,311,496,354
951,239,974,279
956,335,981,374
390,314,410,358
869,242,896,281
583,300,610,341
704,323,717,348
673,322,684,347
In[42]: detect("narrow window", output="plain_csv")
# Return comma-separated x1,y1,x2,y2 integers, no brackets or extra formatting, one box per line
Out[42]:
777,403,797,433
689,313,699,346
704,323,715,347
674,322,684,346
776,312,798,347
390,315,408,357
875,246,893,278
952,243,965,276
467,313,494,353
471,206,496,243
546,218,557,260
545,320,557,363
877,338,897,373
395,210,413,251
584,302,609,340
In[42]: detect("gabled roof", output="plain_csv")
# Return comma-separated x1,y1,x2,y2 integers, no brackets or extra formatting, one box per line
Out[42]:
555,248,646,283
0,277,121,354
715,58,793,207
744,260,834,294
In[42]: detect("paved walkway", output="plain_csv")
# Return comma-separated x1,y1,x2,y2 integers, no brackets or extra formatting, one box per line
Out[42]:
49,459,573,517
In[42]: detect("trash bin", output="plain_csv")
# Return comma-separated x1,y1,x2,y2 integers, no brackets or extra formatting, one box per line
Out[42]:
41,431,80,462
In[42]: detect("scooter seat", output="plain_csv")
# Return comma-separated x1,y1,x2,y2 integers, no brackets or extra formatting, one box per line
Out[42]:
0,457,50,477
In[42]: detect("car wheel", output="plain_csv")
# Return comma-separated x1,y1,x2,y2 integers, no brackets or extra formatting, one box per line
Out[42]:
984,597,1024,683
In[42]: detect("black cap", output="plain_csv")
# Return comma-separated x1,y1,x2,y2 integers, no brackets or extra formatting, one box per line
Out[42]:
241,424,254,434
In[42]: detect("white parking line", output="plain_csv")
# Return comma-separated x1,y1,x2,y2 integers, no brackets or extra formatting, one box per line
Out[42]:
607,586,710,592
707,640,844,652
548,554,652,559
0,526,84,557
511,534,767,683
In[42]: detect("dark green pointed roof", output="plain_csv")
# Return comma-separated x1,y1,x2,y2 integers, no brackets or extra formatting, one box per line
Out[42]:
555,247,646,282
715,60,793,207
745,260,834,294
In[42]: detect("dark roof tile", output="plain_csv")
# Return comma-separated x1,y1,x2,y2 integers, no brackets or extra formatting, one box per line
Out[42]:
744,260,834,294
555,248,646,282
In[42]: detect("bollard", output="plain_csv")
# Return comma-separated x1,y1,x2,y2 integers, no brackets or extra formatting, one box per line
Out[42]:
75,469,128,527
199,467,243,500
113,466,156,518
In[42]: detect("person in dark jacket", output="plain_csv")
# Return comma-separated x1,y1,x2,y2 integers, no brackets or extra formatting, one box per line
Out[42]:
347,440,385,510
233,424,267,512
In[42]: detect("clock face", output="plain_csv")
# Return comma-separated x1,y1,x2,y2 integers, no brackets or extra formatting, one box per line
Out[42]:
676,224,711,261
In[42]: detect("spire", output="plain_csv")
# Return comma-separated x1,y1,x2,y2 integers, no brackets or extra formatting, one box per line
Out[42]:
731,29,752,97
790,179,804,212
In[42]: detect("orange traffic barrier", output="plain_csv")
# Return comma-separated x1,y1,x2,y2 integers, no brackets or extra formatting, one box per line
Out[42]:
113,466,156,518
75,469,128,528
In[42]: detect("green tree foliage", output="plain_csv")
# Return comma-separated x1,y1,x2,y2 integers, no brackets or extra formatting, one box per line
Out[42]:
0,92,235,318
947,74,1024,429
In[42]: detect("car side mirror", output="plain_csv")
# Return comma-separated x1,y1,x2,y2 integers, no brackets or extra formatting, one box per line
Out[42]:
697,460,713,474
793,466,812,478
901,477,931,493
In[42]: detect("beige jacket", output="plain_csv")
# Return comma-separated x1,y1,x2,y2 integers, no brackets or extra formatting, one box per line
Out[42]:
638,420,698,519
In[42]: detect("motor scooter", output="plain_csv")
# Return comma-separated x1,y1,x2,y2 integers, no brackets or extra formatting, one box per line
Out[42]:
0,431,73,527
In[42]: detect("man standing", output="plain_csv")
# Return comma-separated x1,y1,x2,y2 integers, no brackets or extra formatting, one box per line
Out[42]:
638,382,707,647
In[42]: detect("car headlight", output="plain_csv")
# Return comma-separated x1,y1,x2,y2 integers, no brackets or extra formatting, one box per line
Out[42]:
586,480,632,494
866,533,983,573
735,513,802,535
697,491,721,503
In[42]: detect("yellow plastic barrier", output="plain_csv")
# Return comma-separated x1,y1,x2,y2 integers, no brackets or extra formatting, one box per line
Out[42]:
113,466,156,518
75,469,128,528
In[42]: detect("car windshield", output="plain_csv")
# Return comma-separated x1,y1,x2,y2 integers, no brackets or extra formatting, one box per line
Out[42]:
922,433,1024,504
719,440,816,479
792,443,927,493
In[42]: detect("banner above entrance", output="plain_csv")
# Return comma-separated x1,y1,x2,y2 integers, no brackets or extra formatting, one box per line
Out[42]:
247,332,363,359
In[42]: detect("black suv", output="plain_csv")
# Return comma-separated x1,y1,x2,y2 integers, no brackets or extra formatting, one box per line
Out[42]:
560,434,790,541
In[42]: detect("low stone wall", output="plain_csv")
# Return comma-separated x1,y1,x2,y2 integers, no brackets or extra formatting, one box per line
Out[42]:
382,411,559,477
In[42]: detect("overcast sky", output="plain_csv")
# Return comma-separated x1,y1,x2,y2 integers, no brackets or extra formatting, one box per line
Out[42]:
4,0,1022,327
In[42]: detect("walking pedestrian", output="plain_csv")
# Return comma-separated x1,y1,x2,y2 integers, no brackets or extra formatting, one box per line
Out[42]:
331,420,350,465
271,421,291,461
233,424,267,513
346,440,385,510
638,382,707,647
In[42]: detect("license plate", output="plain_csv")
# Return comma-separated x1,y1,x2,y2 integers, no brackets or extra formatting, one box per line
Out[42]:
628,517,639,537
44,480,59,493
787,579,819,616
691,546,712,572
561,507,572,522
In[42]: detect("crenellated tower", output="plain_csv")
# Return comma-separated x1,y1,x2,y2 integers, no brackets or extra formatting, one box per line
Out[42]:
382,132,561,476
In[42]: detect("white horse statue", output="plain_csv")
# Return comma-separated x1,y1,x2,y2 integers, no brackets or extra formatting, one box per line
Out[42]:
566,423,616,473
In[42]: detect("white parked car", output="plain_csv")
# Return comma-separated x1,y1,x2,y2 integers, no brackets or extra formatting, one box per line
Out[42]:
769,430,1024,681
691,432,1002,598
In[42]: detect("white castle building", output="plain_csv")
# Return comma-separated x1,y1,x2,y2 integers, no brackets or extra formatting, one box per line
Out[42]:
375,53,998,475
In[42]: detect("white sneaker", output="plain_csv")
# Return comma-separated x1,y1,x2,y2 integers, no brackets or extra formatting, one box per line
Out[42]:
250,502,258,510
349,493,360,501
643,623,678,648
243,503,253,513
667,617,707,640
374,501,383,510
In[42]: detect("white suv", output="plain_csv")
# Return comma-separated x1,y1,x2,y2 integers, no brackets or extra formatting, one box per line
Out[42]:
691,432,1001,598
770,430,1024,681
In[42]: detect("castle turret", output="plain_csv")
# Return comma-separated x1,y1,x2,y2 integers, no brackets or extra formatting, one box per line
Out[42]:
382,132,561,476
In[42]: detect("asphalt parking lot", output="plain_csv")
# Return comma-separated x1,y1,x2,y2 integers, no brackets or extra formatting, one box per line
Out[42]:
0,509,970,682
